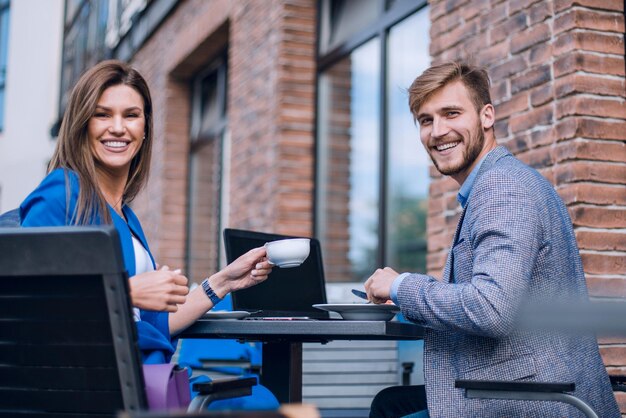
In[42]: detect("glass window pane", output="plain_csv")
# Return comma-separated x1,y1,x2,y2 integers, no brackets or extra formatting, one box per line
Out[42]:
187,57,228,279
199,71,220,136
187,137,223,283
385,8,430,273
321,0,382,53
0,6,9,80
317,38,381,282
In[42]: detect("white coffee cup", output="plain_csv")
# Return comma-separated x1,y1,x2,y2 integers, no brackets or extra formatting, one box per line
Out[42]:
264,238,311,268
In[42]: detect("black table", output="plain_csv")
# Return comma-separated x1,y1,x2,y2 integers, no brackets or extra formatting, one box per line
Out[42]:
180,319,424,403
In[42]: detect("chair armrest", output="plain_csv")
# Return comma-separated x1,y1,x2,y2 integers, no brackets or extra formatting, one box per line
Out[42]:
198,358,253,368
192,376,257,395
455,379,575,393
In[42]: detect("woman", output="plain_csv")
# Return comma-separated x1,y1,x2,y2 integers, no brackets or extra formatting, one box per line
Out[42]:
20,60,273,365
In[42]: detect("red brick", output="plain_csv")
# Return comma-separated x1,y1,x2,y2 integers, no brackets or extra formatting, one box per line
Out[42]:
581,252,626,275
554,52,625,78
461,0,489,20
557,183,626,207
555,8,625,34
431,12,463,37
511,64,551,95
429,230,453,252
529,127,556,148
494,119,509,139
530,83,553,107
477,41,510,66
481,1,508,29
576,118,626,141
556,73,626,99
490,12,528,44
509,0,543,15
615,391,626,414
443,0,472,15
576,230,626,251
556,96,626,120
528,0,553,24
490,56,528,82
555,0,624,12
601,345,626,367
554,30,625,56
510,22,550,54
430,177,459,195
554,139,626,164
555,161,626,184
426,250,448,276
432,20,478,54
495,92,529,119
568,204,626,226
517,145,553,169
509,103,553,133
463,30,490,58
527,42,553,66
501,133,530,154
430,0,447,21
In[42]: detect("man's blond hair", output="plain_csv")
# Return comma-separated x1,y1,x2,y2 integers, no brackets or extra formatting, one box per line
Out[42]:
408,61,492,120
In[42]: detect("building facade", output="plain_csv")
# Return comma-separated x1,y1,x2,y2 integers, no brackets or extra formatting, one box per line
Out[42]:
0,0,63,213
57,0,625,412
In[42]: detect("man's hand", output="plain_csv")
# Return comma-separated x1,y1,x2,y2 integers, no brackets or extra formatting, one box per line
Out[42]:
129,266,189,312
364,267,399,304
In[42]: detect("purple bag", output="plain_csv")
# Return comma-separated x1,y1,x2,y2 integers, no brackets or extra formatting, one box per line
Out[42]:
142,363,191,410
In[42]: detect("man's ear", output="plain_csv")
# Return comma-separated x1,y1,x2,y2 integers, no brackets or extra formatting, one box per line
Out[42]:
480,104,495,130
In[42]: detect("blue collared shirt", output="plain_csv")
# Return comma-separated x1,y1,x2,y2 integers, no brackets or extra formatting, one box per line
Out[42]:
457,155,487,209
390,153,489,304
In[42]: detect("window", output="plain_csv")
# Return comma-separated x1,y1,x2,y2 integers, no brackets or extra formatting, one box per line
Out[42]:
186,54,229,283
316,1,430,282
59,0,109,114
0,0,10,131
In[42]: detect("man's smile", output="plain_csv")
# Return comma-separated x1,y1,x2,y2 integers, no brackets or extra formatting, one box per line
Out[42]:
434,141,461,152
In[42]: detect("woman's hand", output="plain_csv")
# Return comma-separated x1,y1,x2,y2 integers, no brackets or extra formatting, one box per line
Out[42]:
209,247,273,298
168,247,273,336
129,266,189,312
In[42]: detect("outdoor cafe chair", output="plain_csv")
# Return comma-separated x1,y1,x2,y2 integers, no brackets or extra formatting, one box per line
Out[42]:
0,226,256,417
0,207,19,227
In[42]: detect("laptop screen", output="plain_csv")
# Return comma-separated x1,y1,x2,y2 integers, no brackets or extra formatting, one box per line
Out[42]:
223,228,329,319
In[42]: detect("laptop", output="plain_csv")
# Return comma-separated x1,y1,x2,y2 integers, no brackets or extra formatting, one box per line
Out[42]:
223,228,330,319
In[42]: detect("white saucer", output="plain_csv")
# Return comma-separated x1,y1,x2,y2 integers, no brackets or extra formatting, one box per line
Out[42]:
201,310,250,320
313,303,399,321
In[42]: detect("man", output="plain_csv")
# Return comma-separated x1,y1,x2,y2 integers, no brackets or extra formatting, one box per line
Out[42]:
365,62,619,418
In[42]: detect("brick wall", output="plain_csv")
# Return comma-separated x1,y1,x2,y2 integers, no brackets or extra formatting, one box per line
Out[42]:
428,0,626,410
128,0,317,280
228,0,317,237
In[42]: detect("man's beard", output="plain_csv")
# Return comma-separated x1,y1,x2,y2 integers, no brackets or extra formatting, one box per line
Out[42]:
430,123,485,177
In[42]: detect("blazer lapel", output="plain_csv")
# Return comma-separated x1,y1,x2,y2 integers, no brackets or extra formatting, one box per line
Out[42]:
443,207,467,283
441,146,510,283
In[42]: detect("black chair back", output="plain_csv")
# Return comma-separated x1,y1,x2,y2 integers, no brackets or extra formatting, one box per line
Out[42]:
0,226,147,417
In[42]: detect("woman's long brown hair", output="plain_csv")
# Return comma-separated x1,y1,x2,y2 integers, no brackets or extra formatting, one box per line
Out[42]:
49,60,153,224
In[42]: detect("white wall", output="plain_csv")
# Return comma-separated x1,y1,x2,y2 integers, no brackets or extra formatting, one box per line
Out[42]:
0,0,63,213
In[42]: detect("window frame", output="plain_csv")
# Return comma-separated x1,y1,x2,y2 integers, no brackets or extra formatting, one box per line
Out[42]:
185,52,229,278
314,0,428,272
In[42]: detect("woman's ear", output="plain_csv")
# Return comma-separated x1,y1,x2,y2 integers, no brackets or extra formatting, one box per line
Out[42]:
480,104,495,130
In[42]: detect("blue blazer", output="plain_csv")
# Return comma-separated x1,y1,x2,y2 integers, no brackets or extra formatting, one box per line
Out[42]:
20,168,175,364
397,147,619,417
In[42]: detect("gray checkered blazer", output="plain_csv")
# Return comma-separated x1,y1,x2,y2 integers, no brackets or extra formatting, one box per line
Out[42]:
397,146,619,417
